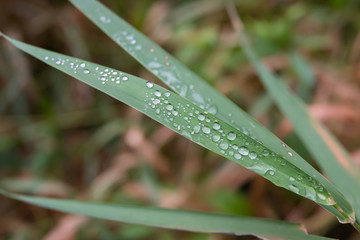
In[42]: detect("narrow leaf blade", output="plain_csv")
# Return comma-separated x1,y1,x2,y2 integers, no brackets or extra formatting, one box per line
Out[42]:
2,34,338,207
0,189,334,240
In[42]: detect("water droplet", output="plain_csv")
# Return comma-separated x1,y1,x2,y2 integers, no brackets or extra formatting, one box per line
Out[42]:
155,109,161,114
146,82,154,88
305,187,316,201
154,91,161,97
83,69,90,74
202,126,211,134
289,177,295,181
234,153,242,160
166,104,173,111
281,142,287,147
172,110,178,116
198,114,205,121
288,185,300,194
153,99,160,105
220,142,229,150
122,76,129,81
165,92,170,97
212,135,220,142
227,132,236,141
150,48,155,53
208,105,218,114
193,125,201,133
100,16,111,23
317,193,326,201
165,61,170,66
213,123,221,130
287,151,293,157
239,147,249,156
80,63,86,68
249,152,257,160
44,56,49,60
263,150,269,156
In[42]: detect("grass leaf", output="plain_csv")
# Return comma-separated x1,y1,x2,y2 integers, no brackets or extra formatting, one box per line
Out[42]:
2,34,341,208
0,189,334,240
226,5,359,225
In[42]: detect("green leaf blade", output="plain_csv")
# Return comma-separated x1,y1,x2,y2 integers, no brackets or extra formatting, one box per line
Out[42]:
0,190,334,240
3,35,337,206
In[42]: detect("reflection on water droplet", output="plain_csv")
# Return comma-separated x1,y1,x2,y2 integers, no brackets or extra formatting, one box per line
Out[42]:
213,123,221,130
263,150,269,156
220,142,229,150
146,82,154,88
198,114,205,121
154,91,161,97
213,135,220,142
234,153,242,160
249,152,257,160
83,69,90,74
193,125,200,133
122,76,129,81
287,151,293,157
317,193,326,201
208,105,218,114
80,63,86,68
305,187,316,201
153,99,160,105
227,132,236,141
281,142,287,147
166,104,173,111
202,126,211,134
288,185,300,194
239,147,249,156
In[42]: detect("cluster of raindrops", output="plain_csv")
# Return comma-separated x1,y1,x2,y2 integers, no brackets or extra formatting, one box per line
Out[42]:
43,56,130,86
142,83,332,204
112,29,222,117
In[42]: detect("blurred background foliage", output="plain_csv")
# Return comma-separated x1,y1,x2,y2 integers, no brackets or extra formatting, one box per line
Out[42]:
1,0,360,239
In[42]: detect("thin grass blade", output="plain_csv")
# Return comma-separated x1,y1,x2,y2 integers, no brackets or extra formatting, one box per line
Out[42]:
0,189,335,240
226,6,359,225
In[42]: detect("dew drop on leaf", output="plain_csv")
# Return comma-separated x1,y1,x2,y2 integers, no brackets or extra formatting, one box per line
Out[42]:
212,135,220,142
227,132,236,141
239,147,249,156
202,126,211,134
213,123,221,130
249,152,257,160
146,82,154,88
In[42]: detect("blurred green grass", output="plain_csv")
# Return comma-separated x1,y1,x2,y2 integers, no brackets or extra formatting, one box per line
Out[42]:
1,0,360,239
